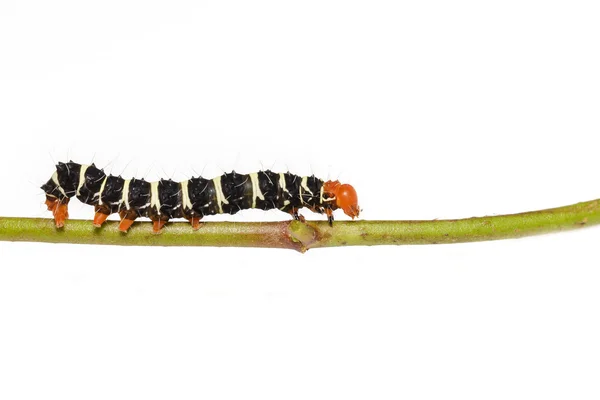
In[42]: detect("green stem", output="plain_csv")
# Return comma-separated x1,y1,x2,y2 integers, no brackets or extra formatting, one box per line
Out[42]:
1,199,598,252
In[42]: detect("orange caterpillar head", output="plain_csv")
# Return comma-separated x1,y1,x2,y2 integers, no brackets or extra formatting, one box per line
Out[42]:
323,180,360,218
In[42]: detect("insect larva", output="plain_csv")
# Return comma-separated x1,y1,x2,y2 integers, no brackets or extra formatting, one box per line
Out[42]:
41,161,360,233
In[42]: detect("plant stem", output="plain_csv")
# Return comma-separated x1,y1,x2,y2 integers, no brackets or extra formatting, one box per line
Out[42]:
0,199,599,252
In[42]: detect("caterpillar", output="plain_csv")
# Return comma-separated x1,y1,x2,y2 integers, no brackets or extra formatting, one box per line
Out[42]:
41,161,360,233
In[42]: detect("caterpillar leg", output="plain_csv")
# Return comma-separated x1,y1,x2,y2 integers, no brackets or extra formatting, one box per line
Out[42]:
93,212,109,227
289,207,305,223
147,210,170,233
45,197,69,228
325,208,334,227
152,219,167,234
118,209,137,233
187,217,202,230
93,205,111,227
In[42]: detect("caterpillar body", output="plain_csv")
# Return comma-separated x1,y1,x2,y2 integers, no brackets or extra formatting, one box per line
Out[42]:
41,161,360,233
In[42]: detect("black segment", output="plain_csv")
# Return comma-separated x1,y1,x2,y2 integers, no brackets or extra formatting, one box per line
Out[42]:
40,178,63,199
257,170,280,210
219,172,250,214
302,175,321,207
56,162,80,198
282,172,301,211
77,164,106,205
185,177,209,217
100,175,125,212
127,178,151,217
189,177,219,216
158,179,181,218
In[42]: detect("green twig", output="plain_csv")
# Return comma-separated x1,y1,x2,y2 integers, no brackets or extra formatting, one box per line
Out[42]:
1,199,599,252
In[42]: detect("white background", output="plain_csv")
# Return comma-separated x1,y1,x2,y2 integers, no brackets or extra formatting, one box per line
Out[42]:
1,1,600,399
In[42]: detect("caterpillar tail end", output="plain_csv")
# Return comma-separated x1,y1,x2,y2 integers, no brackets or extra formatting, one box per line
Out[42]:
45,197,69,228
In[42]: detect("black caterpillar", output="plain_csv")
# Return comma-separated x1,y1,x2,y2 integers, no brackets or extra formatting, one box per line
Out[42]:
41,161,360,232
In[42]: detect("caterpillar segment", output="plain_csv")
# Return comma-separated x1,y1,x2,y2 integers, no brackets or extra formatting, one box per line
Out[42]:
41,161,360,233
